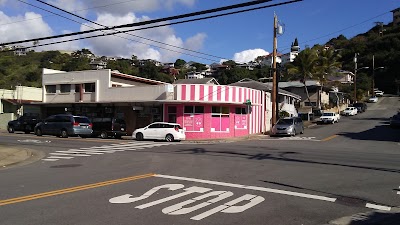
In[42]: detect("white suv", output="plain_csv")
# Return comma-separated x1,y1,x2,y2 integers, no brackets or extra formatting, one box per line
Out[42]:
132,122,185,142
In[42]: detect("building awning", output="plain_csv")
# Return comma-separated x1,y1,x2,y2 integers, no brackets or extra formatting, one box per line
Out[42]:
2,99,41,105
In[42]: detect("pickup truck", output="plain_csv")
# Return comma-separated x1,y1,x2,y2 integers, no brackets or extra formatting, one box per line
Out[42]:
318,112,340,124
7,115,42,134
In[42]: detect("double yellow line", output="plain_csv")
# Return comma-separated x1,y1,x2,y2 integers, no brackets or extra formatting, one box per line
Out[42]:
0,173,154,206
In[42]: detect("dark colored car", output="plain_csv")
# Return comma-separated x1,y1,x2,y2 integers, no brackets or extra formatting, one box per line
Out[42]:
91,118,127,139
7,115,42,134
390,114,400,128
353,102,367,113
34,114,93,138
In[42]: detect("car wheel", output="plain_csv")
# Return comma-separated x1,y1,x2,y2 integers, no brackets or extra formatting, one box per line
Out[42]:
165,134,174,142
24,125,31,134
35,128,42,136
60,129,68,138
100,131,108,139
300,127,304,134
136,133,144,141
7,126,14,133
331,120,335,124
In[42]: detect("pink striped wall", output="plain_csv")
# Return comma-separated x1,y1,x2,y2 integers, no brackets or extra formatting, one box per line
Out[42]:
172,84,266,136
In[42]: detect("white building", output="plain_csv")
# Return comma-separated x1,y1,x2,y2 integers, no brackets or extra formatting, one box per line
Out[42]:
280,38,300,65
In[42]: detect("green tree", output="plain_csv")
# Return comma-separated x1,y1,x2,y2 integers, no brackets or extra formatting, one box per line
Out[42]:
287,48,319,107
174,59,186,68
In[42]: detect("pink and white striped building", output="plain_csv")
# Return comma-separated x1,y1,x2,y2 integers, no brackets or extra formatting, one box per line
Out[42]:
164,84,270,140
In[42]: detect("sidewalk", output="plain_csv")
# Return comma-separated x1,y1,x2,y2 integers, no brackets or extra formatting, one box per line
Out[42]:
0,145,43,169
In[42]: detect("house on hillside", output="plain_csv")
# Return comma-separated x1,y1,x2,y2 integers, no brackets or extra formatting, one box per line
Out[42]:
230,79,301,118
90,60,107,70
392,8,400,27
327,70,354,84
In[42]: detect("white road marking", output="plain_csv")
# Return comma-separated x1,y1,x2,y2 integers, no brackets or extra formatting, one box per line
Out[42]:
110,184,265,221
49,152,91,157
42,142,178,161
47,156,74,159
154,174,336,202
365,203,392,211
41,158,60,161
397,186,400,195
18,139,51,144
263,137,320,141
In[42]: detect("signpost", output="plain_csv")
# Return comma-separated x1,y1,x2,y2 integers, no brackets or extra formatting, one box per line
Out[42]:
244,100,251,138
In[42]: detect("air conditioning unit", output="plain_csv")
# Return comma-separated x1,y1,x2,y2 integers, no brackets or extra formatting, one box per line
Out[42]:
151,108,159,114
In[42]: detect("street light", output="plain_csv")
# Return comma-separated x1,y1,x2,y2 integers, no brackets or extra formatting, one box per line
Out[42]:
372,55,384,93
353,53,369,102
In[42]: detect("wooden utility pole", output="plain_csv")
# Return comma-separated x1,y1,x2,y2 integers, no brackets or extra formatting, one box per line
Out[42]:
271,14,278,125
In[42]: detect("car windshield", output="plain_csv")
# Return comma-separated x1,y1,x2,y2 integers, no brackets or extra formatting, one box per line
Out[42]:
277,119,293,125
345,108,352,110
322,113,334,116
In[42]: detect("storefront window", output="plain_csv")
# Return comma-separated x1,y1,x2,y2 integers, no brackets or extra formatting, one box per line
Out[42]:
235,107,247,130
211,106,230,132
84,83,95,93
45,85,56,94
60,84,71,93
184,105,204,132
168,106,177,123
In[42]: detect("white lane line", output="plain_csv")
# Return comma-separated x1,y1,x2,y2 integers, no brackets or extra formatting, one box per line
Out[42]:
397,186,400,195
155,174,336,202
47,156,74,159
365,203,392,211
50,152,91,157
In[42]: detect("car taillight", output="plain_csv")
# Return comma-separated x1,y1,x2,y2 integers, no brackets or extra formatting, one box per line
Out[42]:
73,122,79,126
89,123,93,128
175,127,179,131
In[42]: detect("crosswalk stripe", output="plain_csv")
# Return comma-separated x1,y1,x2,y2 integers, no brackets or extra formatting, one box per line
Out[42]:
50,152,91,157
55,150,104,155
69,149,117,153
47,156,74,159
42,158,60,161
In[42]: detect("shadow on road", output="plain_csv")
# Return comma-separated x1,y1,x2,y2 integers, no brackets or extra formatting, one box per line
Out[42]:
347,211,400,225
175,148,400,174
338,125,400,142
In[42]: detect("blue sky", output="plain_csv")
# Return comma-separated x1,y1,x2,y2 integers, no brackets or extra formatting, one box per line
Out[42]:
0,0,398,64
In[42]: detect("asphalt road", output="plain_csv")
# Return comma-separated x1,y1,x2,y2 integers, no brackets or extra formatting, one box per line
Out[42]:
0,96,399,225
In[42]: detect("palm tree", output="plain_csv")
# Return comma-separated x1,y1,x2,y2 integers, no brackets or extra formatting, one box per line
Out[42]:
287,48,319,107
315,46,342,108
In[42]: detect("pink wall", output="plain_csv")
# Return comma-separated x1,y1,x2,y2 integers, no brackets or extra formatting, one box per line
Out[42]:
164,104,249,140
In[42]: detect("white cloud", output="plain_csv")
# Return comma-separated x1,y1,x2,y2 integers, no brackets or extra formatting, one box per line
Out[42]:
80,12,206,62
0,11,53,44
48,0,88,17
48,0,196,16
233,49,269,63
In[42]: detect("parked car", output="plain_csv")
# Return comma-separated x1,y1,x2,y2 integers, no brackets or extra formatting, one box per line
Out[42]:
91,117,127,139
368,96,378,103
34,114,93,138
7,115,42,134
270,117,304,136
374,90,384,97
341,107,358,116
390,113,400,128
353,102,367,113
132,122,185,142
318,112,339,124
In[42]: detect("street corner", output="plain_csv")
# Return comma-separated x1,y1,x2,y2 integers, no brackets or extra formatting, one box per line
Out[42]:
328,210,400,225
0,145,45,170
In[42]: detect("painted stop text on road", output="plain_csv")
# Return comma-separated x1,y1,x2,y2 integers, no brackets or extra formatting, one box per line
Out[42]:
109,183,265,221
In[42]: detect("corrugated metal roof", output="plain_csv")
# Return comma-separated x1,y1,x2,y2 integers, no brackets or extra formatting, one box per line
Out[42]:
230,80,301,100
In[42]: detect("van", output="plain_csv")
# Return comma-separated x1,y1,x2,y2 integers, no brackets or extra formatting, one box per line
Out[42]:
34,114,93,138
91,118,127,139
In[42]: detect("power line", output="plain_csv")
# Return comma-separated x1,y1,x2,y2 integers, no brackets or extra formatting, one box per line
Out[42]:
32,0,224,60
0,0,146,27
1,0,281,46
4,0,302,64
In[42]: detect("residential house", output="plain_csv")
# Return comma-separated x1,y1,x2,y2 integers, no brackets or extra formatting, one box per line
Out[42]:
186,71,204,79
392,8,400,27
230,79,301,127
90,60,108,70
259,53,282,67
13,46,28,56
138,59,162,67
0,86,42,130
327,70,354,84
